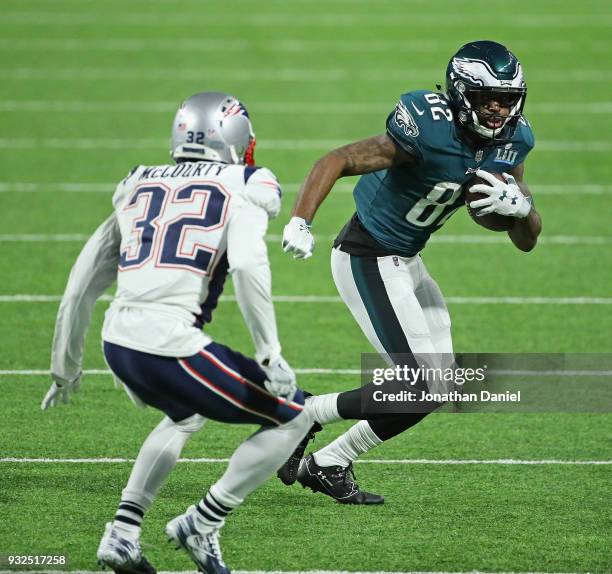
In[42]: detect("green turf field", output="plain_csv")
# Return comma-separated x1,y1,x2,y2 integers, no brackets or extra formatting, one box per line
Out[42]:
1,0,611,572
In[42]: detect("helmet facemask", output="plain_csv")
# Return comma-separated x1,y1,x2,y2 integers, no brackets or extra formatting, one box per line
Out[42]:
455,83,526,140
445,42,527,143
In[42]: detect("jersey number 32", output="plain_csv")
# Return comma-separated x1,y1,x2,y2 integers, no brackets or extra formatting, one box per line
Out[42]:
119,182,230,276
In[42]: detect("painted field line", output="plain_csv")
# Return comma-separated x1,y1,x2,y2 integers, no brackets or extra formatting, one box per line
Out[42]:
266,234,612,246
0,182,610,195
0,138,611,152
3,67,612,83
0,368,357,376
1,368,611,377
3,100,612,115
1,457,610,467
0,572,586,574
1,233,610,246
0,182,114,192
491,370,612,377
443,297,612,305
1,295,612,305
2,11,612,27
0,572,589,574
0,233,90,242
0,29,612,49
415,235,612,246
0,67,421,81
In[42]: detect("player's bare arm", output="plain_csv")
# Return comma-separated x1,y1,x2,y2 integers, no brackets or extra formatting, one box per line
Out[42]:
292,134,414,223
283,135,413,259
507,162,542,252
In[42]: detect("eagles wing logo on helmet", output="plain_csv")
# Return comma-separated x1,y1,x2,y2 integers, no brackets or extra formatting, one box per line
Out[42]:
394,101,419,138
452,57,522,87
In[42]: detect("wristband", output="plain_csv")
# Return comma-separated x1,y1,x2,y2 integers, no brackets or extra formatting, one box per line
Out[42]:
516,196,533,219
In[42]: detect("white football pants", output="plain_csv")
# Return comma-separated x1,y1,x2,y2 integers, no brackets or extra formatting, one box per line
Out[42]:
331,247,453,357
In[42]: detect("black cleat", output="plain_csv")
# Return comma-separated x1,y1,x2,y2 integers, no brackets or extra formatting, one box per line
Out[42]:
277,421,322,485
296,454,384,505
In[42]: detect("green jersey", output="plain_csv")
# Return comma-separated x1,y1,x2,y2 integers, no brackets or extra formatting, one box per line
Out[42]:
344,90,535,257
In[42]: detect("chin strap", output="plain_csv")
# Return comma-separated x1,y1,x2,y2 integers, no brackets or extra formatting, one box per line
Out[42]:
470,111,510,139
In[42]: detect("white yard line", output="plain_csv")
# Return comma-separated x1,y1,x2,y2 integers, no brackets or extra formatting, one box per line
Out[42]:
443,297,612,304
0,182,610,195
2,100,612,115
0,294,112,302
2,11,612,27
0,182,115,192
406,235,611,245
0,138,611,152
0,572,589,574
0,457,609,466
1,368,610,377
1,295,612,305
271,234,610,246
0,67,419,81
1,233,610,246
0,233,90,242
2,67,612,83
0,569,583,574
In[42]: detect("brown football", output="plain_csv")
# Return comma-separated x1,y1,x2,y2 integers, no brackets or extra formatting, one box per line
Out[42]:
465,172,515,232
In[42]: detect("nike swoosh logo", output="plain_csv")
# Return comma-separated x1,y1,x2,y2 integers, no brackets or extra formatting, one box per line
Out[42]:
411,101,425,116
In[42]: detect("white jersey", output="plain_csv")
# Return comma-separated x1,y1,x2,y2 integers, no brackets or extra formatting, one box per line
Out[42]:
51,161,283,383
103,161,282,357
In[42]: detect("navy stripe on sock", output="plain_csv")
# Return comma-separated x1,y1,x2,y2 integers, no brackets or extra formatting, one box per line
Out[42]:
118,503,145,517
114,515,141,527
204,492,234,516
205,496,231,516
196,504,223,524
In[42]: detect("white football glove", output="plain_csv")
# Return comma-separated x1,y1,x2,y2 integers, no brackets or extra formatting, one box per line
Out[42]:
261,355,298,402
469,169,532,218
41,373,82,411
282,216,314,260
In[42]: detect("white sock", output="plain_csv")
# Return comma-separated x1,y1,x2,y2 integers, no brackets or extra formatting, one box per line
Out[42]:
313,420,383,467
305,393,341,425
112,520,141,538
210,410,313,503
117,414,205,524
193,484,242,531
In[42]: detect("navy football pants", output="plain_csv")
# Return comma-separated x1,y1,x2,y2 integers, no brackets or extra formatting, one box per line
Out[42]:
104,341,304,425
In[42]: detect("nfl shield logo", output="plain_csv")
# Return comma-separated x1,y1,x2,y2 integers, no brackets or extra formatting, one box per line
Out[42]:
475,149,483,162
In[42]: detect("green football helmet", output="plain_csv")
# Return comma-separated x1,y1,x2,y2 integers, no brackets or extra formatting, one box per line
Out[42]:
446,40,527,142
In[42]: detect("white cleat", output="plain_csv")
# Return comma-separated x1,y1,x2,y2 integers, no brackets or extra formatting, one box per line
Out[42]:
96,522,156,574
165,506,230,574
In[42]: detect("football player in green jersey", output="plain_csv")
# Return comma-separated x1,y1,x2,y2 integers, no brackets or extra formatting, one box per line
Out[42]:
279,40,542,504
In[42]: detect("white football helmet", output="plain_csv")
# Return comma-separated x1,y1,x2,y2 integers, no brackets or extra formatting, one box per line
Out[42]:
171,91,256,165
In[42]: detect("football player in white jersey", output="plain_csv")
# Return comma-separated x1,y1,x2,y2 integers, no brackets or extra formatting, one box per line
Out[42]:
41,92,313,574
